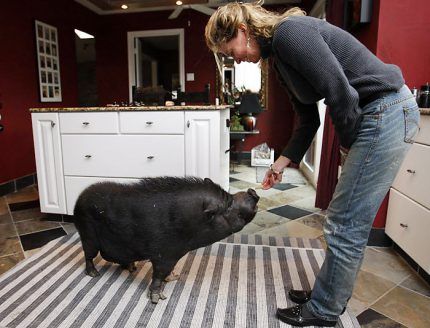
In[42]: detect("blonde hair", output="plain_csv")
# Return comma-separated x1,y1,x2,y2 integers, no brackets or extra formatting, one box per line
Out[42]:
205,1,305,53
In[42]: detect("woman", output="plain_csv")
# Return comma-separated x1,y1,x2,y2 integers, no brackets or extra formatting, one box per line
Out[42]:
205,1,419,327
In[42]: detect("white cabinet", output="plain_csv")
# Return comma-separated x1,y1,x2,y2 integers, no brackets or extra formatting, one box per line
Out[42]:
386,114,430,273
31,109,230,215
31,113,67,214
184,110,230,190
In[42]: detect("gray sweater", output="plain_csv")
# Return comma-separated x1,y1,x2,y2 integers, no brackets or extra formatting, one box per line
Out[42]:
266,16,404,163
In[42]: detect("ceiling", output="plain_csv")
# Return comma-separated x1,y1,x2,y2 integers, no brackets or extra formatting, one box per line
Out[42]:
74,0,303,15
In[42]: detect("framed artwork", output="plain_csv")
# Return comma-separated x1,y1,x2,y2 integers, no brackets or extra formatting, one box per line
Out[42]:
35,20,62,102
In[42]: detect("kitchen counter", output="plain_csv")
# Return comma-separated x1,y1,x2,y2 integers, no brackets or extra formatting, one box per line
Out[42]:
29,105,231,112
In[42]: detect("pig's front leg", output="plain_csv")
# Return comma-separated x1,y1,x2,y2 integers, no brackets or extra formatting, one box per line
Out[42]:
148,259,177,304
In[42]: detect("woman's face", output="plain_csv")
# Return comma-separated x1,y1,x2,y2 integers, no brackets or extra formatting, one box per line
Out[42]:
218,24,261,64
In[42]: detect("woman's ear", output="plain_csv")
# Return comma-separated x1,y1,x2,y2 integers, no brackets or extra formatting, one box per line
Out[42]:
238,23,247,33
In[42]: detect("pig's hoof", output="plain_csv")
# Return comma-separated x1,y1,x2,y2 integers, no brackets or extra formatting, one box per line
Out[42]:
165,271,180,282
148,291,167,304
121,263,137,272
86,268,100,277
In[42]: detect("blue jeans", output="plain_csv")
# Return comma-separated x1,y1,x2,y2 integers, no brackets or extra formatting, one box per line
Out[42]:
306,85,420,321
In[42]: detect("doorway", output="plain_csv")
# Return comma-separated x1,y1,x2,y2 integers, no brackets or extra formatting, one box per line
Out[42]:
127,29,185,102
300,99,325,187
74,29,98,106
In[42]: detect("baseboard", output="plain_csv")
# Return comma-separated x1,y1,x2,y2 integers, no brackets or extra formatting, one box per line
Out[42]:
0,173,37,196
392,242,430,286
367,228,393,247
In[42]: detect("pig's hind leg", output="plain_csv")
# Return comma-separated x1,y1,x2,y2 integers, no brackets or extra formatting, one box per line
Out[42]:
148,259,178,304
121,262,137,272
80,240,100,277
75,218,100,277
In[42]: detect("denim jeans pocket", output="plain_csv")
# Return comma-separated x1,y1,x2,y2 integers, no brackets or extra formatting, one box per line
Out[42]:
403,104,420,143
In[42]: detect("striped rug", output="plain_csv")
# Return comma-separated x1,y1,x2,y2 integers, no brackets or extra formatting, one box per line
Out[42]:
0,233,359,328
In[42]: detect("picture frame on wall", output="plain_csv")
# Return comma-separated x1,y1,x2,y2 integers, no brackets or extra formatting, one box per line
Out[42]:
35,20,62,102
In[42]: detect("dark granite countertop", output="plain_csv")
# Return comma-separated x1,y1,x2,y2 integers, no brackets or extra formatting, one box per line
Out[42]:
29,105,232,113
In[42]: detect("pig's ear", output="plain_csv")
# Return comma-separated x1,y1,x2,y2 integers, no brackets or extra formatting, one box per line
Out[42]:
204,203,218,220
204,178,213,184
247,188,260,201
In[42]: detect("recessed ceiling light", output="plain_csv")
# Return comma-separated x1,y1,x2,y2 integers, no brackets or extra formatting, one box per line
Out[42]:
176,1,183,5
121,4,128,9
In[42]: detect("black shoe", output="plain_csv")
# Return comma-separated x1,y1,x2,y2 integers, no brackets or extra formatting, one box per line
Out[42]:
276,305,337,327
289,289,312,304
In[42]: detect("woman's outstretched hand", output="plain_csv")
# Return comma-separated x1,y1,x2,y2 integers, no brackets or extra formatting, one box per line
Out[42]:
261,156,291,190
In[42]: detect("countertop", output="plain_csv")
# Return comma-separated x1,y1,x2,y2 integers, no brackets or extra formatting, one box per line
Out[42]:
29,105,232,113
29,106,429,114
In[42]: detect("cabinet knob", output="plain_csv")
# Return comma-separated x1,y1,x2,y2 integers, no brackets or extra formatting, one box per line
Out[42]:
400,223,408,228
84,155,92,158
146,121,153,125
406,169,416,174
82,122,90,126
147,156,154,160
225,149,230,154
51,121,55,127
187,120,190,128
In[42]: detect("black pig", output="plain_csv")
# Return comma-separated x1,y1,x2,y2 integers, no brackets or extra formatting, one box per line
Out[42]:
73,177,259,303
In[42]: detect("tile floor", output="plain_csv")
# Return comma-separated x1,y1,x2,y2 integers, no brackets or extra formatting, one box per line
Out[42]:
1,163,430,327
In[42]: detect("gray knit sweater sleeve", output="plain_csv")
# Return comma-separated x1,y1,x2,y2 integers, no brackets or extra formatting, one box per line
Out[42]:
272,17,403,162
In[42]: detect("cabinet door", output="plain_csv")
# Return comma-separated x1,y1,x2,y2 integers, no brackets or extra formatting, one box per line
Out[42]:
31,113,67,214
219,109,230,191
185,111,221,186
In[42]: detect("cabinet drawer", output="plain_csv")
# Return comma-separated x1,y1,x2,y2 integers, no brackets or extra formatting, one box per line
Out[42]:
415,113,430,146
62,135,184,178
64,176,139,215
60,112,119,134
392,143,430,208
119,111,184,134
386,188,430,273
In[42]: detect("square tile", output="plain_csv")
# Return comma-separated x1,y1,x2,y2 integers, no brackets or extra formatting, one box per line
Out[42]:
372,286,430,328
361,247,413,284
15,218,61,235
348,270,396,316
0,223,17,239
0,253,25,275
11,207,46,223
400,273,430,298
272,183,297,191
19,227,66,251
357,309,406,328
0,236,22,256
268,204,312,220
0,213,12,225
8,199,39,212
5,187,38,204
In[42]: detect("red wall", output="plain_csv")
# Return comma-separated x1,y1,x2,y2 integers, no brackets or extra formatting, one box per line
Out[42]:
376,0,430,88
96,10,217,105
353,0,430,227
0,1,98,184
0,5,216,184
